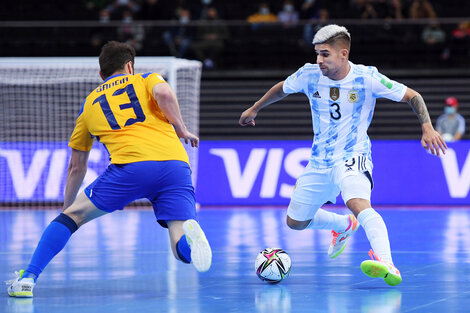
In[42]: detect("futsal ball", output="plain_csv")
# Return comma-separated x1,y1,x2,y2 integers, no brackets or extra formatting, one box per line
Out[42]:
255,248,291,283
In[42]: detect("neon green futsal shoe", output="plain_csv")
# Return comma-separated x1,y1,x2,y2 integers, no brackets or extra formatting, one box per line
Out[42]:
361,250,402,286
328,214,360,259
183,219,212,272
6,270,36,298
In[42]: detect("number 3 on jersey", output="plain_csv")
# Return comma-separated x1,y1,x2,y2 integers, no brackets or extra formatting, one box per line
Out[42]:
93,84,146,130
330,102,341,120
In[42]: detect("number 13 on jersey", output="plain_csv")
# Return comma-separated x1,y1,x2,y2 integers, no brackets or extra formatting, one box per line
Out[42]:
93,84,146,130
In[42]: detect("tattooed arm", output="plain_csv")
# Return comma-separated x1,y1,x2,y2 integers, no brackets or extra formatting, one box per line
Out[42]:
401,88,447,156
409,93,431,124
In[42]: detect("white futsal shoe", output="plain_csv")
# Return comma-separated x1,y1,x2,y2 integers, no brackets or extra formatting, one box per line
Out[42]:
328,214,360,258
6,270,35,298
183,219,212,272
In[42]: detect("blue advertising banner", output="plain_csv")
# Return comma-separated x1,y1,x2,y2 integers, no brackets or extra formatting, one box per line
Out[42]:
1,140,469,205
0,142,109,201
196,140,470,205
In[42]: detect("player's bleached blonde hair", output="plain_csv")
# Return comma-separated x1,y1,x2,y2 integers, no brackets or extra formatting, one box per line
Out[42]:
312,24,351,50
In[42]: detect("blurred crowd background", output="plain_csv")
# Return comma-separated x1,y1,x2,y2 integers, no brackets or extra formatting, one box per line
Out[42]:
2,0,470,70
1,0,469,140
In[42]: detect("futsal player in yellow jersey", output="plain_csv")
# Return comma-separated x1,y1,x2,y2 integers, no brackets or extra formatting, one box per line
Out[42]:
7,41,212,298
70,69,190,164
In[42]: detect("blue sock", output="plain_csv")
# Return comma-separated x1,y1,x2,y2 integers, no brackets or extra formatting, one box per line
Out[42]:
176,235,191,264
25,213,78,281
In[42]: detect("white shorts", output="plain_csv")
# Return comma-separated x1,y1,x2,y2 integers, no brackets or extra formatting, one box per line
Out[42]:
287,155,373,221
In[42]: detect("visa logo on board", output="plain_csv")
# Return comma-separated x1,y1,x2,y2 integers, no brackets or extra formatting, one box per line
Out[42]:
441,149,470,198
1,141,470,203
0,143,108,201
205,144,470,202
210,148,309,198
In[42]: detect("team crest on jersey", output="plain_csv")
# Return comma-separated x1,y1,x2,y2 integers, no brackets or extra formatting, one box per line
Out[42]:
330,87,340,101
348,90,358,103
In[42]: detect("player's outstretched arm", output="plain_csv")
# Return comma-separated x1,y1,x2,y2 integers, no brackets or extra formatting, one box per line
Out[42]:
63,149,90,209
402,87,447,156
239,81,288,126
153,82,199,147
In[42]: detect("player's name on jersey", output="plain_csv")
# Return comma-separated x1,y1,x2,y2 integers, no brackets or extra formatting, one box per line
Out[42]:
96,76,129,93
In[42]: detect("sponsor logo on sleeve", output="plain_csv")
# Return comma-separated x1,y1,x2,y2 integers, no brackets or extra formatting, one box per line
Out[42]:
380,77,393,89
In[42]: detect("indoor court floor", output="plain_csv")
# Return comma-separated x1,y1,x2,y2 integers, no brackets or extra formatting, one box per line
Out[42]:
1,207,470,313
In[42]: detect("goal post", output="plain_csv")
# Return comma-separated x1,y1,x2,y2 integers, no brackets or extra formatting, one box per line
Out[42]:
0,57,201,207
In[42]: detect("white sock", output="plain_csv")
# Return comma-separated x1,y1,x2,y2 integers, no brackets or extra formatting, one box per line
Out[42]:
307,209,350,232
357,208,393,263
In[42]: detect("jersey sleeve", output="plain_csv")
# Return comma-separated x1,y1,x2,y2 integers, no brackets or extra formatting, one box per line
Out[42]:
142,72,166,93
370,67,407,102
68,104,93,151
283,65,308,94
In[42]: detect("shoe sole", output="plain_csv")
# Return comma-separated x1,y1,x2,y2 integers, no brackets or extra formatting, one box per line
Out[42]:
360,260,402,286
8,291,33,298
329,243,347,259
8,285,34,298
183,220,212,272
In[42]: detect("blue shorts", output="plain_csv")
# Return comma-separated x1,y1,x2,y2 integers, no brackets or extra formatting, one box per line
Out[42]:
84,160,196,228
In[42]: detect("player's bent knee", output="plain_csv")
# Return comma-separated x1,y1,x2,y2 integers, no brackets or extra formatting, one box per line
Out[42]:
286,216,310,230
346,198,371,215
60,211,83,229
53,213,79,234
63,192,108,227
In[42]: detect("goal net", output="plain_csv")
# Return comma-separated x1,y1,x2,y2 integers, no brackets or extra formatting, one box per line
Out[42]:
0,57,201,207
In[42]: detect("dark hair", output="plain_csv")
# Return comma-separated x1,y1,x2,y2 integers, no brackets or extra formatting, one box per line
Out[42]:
324,33,351,51
99,41,136,79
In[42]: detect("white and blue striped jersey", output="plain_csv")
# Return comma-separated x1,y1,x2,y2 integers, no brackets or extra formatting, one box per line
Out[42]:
283,62,407,169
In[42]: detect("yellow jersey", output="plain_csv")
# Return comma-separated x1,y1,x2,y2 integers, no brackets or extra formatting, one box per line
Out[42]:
69,72,189,165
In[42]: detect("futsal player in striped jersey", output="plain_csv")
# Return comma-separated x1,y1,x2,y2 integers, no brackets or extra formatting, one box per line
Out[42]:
7,41,211,298
239,25,447,286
